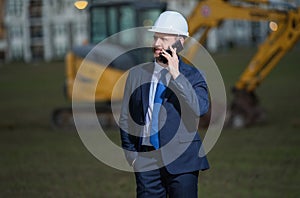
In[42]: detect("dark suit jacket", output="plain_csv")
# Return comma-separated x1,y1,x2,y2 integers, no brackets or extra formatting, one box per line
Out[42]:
119,58,210,174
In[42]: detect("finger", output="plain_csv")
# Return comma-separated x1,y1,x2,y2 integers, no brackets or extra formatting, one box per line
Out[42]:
170,46,177,54
168,48,178,60
161,52,171,62
162,49,172,57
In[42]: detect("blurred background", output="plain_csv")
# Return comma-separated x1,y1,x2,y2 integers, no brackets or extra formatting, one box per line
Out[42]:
0,0,299,197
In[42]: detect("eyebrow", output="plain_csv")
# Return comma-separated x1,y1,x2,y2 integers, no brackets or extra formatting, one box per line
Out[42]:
153,35,171,39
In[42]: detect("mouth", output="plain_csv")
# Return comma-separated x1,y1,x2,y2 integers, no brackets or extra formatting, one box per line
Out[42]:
153,47,162,56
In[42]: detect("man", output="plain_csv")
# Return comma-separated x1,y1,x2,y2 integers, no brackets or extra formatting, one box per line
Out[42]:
119,11,210,197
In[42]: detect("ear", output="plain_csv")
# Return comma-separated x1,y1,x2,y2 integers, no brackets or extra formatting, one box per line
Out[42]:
179,37,185,45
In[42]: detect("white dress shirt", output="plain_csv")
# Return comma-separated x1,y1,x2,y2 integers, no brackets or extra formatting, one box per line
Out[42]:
141,62,170,146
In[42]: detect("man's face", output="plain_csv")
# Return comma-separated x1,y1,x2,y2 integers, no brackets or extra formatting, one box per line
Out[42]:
152,32,178,59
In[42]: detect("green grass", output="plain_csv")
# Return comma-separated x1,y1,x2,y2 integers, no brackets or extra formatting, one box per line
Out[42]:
0,47,299,197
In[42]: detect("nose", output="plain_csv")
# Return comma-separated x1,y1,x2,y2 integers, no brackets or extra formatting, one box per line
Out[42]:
153,38,162,47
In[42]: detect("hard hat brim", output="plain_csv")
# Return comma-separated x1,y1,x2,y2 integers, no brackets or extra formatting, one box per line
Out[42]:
148,27,189,37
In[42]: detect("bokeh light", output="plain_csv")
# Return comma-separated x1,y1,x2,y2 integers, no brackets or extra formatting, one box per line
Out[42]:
74,0,88,10
269,21,278,31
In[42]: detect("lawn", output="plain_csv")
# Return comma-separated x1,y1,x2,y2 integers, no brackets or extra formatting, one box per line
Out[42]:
0,47,299,197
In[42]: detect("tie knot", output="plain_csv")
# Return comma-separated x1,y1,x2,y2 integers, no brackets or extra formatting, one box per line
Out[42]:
160,69,168,77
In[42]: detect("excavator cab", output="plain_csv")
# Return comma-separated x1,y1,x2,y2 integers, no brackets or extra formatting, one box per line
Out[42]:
52,0,167,129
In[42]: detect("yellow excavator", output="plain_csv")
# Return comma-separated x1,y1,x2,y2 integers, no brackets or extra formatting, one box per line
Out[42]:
52,0,300,129
187,0,300,127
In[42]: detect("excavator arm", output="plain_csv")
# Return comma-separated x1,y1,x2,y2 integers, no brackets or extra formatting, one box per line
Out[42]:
187,0,300,127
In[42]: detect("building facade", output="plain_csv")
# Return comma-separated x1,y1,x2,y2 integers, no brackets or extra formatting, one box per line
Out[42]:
3,0,88,62
0,0,299,62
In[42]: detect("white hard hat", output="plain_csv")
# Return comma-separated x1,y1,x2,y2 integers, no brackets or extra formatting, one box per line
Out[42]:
148,11,189,37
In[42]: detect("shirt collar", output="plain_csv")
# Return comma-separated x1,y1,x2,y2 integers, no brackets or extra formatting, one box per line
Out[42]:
154,61,168,73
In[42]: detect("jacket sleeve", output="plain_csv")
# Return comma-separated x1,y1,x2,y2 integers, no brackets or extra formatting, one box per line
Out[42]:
169,68,209,117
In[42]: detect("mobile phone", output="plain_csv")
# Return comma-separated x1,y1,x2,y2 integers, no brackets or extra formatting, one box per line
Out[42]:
158,40,184,64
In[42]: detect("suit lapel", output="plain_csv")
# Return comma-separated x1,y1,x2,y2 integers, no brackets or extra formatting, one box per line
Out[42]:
141,63,154,116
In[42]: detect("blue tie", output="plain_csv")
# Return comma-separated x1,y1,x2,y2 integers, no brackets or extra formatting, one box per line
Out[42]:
150,69,168,149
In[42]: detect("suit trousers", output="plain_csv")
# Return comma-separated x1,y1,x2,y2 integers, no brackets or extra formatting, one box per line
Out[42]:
134,167,199,198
